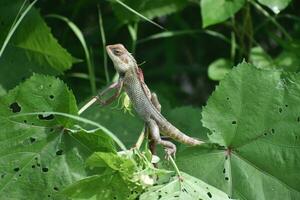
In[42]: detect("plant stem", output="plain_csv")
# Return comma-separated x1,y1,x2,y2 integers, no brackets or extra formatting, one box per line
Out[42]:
250,0,292,41
135,128,145,149
0,0,38,57
169,156,181,177
97,5,110,83
78,97,98,115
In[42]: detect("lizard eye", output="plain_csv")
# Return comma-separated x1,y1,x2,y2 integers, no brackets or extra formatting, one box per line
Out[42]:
112,48,123,56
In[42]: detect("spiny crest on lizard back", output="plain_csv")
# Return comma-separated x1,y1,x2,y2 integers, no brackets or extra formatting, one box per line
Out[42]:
106,44,137,73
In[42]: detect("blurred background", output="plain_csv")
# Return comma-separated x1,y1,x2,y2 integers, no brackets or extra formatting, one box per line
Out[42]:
34,0,299,107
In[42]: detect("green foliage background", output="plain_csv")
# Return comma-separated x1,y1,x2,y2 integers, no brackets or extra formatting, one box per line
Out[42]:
0,0,299,199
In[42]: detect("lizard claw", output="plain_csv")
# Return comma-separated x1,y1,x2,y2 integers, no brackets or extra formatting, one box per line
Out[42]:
164,147,176,160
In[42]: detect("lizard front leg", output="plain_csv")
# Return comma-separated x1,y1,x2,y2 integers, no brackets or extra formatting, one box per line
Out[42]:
95,78,123,106
148,119,176,157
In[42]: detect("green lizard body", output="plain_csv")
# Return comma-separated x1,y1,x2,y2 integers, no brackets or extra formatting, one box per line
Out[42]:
106,44,203,155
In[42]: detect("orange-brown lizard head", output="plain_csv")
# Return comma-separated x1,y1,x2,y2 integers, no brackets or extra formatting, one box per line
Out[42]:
106,44,136,74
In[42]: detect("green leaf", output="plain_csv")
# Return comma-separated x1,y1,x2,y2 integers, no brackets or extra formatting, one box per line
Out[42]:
177,62,300,199
208,58,233,81
64,152,142,200
250,46,300,72
0,0,74,90
63,172,141,200
111,0,188,22
201,0,245,28
257,0,292,14
250,46,275,69
275,51,300,71
0,74,115,199
140,172,231,200
86,152,136,175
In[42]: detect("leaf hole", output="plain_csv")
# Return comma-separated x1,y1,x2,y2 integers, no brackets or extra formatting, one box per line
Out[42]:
38,114,54,120
279,108,282,113
207,192,212,198
231,121,236,125
271,129,275,134
53,187,59,191
42,167,49,172
158,194,162,199
24,120,27,124
32,165,35,168
297,117,300,122
9,102,21,113
56,150,63,156
285,104,288,107
29,137,36,143
226,97,230,100
49,95,54,99
225,177,229,181
14,167,20,172
223,168,226,174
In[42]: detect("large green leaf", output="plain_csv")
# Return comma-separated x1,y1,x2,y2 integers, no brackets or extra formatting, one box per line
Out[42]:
140,172,230,200
0,0,74,90
177,63,300,199
201,0,245,28
257,0,292,14
0,74,115,199
111,0,189,23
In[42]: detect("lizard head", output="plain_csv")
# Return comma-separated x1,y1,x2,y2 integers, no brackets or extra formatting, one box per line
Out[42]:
106,44,136,74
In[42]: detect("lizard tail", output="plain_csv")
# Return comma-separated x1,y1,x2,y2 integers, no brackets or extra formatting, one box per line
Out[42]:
158,120,204,146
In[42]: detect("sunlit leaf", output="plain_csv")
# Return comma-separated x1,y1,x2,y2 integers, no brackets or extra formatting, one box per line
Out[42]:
257,0,292,14
177,62,300,199
201,0,245,28
208,58,233,81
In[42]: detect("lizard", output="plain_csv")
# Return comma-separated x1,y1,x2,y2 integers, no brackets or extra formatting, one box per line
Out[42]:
100,43,204,157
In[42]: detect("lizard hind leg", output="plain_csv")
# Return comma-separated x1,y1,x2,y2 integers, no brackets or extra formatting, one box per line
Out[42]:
148,119,176,158
151,92,161,112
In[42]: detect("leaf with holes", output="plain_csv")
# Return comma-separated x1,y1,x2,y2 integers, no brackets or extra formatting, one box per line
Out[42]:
0,0,74,90
63,152,143,200
0,74,116,199
177,62,300,200
140,172,230,200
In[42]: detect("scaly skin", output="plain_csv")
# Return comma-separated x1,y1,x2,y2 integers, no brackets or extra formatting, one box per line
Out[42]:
106,44,204,156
